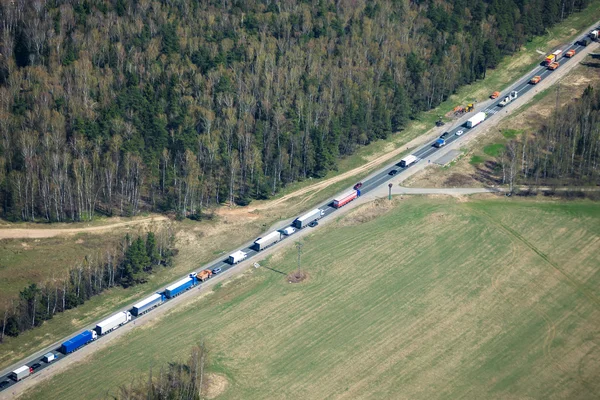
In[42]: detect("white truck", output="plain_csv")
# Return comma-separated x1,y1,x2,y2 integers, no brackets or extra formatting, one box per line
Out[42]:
252,231,282,251
498,91,518,107
465,112,486,128
293,209,324,229
228,250,247,264
399,155,419,168
42,352,56,363
94,311,132,335
279,227,295,236
10,365,32,381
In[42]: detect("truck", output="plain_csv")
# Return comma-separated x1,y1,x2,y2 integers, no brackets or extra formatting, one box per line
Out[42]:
564,49,576,58
293,209,324,229
95,311,132,336
579,37,592,46
228,250,247,264
490,91,500,99
164,274,197,298
544,50,562,65
132,293,165,316
251,231,282,251
10,366,32,382
279,226,295,236
42,352,56,363
60,330,97,354
332,190,359,208
548,61,560,70
399,155,419,168
434,138,446,148
590,30,599,40
465,112,486,128
498,91,518,107
197,269,213,282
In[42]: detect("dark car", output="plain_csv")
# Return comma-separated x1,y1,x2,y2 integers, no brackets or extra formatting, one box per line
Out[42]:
211,267,222,275
308,221,319,228
0,381,10,389
353,182,363,190
388,169,398,176
440,131,450,139
31,363,42,371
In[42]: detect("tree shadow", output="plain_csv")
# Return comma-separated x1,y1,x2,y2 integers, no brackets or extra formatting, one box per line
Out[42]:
261,265,286,275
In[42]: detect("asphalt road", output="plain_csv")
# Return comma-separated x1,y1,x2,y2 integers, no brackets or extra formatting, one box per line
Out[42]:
1,27,598,394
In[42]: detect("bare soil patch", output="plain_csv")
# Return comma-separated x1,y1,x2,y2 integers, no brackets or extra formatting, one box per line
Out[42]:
204,373,228,399
287,270,309,283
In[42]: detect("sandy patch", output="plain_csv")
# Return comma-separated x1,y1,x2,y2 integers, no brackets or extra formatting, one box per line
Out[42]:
204,373,228,399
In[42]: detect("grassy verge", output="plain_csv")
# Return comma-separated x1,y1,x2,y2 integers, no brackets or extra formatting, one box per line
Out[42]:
21,196,600,399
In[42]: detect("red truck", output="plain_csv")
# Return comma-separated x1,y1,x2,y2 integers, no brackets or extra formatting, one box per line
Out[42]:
332,190,360,208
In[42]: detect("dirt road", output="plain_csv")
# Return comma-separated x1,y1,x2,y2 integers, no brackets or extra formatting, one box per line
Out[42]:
0,216,169,240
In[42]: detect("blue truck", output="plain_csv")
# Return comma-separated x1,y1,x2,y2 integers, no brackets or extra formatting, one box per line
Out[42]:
164,274,198,298
60,330,97,354
131,293,166,316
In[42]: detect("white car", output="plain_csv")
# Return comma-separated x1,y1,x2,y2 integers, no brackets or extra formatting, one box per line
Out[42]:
455,130,464,136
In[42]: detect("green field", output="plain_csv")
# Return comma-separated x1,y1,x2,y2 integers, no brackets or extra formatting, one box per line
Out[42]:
22,197,600,399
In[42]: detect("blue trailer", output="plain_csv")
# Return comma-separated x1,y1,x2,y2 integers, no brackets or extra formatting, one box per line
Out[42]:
60,330,97,354
164,275,197,298
131,293,166,316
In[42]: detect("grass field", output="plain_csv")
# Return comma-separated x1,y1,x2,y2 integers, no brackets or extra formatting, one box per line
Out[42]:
2,1,600,376
0,234,124,304
21,196,600,399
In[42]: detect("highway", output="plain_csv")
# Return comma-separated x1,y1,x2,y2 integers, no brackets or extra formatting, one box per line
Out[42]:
0,26,598,394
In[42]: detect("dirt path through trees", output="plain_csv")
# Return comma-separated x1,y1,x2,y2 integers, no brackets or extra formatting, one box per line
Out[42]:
0,216,168,240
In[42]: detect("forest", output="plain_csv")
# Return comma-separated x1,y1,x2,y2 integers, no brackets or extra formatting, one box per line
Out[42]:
498,85,600,191
0,0,592,221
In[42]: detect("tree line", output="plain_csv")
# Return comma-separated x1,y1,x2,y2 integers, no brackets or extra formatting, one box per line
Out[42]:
115,342,208,400
497,85,600,191
0,229,176,341
0,0,591,221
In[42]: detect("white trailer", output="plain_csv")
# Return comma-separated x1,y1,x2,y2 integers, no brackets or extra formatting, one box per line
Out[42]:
293,208,324,229
399,155,419,168
132,293,165,316
228,250,247,264
10,365,31,381
94,311,132,335
466,112,486,128
252,231,282,251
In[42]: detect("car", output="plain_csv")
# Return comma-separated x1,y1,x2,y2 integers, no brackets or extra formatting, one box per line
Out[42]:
388,169,398,176
31,363,41,371
0,381,10,389
211,267,222,275
353,182,363,190
455,130,464,136
308,221,319,228
440,132,450,139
